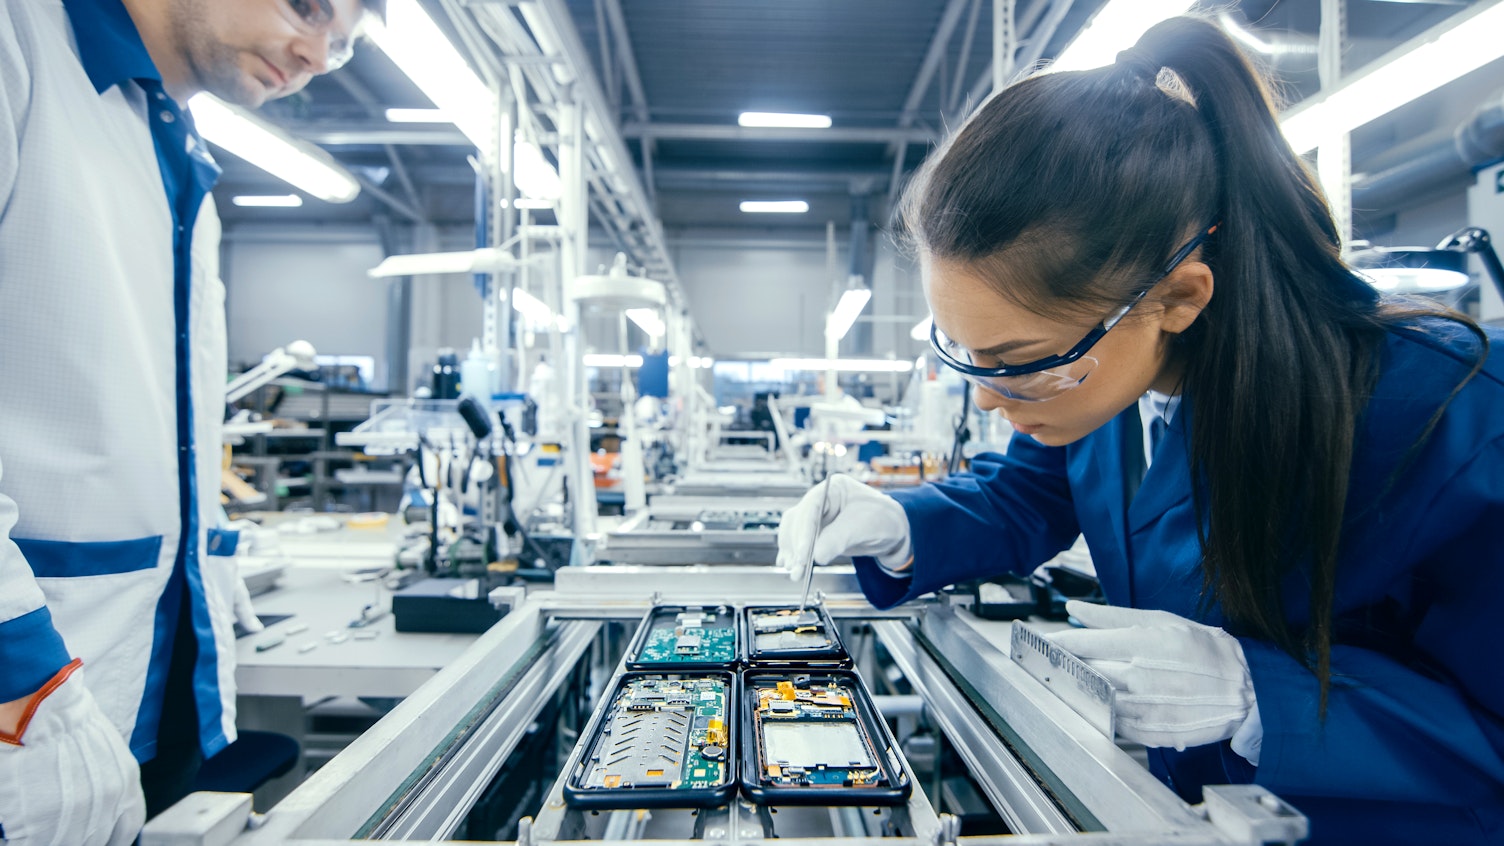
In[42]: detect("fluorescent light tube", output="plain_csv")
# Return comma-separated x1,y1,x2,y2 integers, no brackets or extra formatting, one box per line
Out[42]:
385,108,449,123
740,200,809,214
826,288,872,341
1051,0,1198,73
738,112,832,129
511,287,556,325
189,94,359,203
625,308,666,338
910,315,932,341
232,194,303,208
584,354,644,368
1280,2,1504,154
499,198,553,210
365,0,495,153
513,139,562,200
769,358,914,373
367,248,516,277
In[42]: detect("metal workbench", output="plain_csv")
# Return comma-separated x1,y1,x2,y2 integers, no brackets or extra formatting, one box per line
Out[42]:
144,567,1307,846
598,496,798,565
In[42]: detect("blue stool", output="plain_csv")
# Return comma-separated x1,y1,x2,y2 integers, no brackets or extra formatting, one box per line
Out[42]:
193,730,300,794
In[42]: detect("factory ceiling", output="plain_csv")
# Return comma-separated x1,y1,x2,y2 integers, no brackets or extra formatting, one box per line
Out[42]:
217,0,1502,250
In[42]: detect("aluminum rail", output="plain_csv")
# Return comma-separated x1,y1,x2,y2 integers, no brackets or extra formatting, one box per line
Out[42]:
144,595,1305,846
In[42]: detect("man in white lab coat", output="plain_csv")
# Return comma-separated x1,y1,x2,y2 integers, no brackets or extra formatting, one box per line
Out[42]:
0,1,380,842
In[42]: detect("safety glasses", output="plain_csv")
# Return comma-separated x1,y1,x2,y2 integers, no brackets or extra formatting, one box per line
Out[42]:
931,223,1218,403
284,0,356,70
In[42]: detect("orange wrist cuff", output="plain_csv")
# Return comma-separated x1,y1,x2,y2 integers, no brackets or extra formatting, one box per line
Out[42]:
0,657,82,747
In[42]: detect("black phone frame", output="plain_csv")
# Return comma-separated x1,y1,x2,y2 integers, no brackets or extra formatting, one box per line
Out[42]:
563,671,740,810
625,604,741,671
739,604,851,669
739,668,911,806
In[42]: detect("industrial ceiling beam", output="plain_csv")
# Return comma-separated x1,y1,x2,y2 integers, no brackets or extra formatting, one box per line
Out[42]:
884,0,972,214
280,121,472,146
600,0,656,201
621,123,939,144
964,0,1065,115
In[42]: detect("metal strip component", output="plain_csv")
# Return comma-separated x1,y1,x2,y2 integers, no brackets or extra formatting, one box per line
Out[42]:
227,606,560,843
376,620,602,839
1009,622,1114,739
553,564,862,600
872,619,1077,835
913,607,1216,833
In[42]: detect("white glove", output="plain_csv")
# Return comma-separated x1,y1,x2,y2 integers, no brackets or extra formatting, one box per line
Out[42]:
233,575,264,634
1047,600,1255,751
0,665,145,845
777,475,911,583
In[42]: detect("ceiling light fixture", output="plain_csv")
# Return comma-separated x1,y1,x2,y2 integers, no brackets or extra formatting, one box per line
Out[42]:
368,6,563,199
511,287,557,326
189,95,360,203
738,112,832,129
1050,0,1198,73
1280,1,1504,154
740,200,809,214
499,198,554,210
826,288,872,341
367,248,516,277
584,354,645,368
385,107,450,123
909,315,932,341
769,358,914,373
625,308,666,338
231,194,304,208
364,1,494,152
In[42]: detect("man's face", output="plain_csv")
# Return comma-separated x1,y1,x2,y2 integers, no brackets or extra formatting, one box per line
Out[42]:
170,0,367,107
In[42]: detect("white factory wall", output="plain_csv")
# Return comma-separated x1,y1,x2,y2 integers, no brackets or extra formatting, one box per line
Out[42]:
222,223,483,395
222,226,391,383
663,231,926,361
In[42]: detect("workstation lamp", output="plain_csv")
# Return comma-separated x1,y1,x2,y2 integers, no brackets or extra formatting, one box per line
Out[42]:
1351,227,1504,302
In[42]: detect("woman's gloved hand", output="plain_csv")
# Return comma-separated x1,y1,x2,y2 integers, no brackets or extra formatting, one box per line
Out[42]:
0,661,146,845
777,475,912,584
1047,600,1256,751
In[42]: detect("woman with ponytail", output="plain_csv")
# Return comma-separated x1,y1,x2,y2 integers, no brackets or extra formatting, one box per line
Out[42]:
776,15,1503,844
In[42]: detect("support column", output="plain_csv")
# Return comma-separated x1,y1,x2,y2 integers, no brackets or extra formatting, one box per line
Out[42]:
992,0,1015,94
1317,0,1350,249
558,94,597,539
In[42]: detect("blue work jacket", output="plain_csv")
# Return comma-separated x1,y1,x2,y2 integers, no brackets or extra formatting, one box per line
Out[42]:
856,319,1504,844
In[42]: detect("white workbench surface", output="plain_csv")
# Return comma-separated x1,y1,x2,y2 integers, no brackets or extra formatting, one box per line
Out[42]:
235,517,480,701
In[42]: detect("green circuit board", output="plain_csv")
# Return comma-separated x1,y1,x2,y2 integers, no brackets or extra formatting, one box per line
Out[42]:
634,606,737,666
639,627,738,664
580,676,731,792
751,677,887,790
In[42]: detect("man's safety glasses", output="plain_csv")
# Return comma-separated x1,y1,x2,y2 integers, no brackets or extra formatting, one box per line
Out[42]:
931,223,1218,403
286,0,356,70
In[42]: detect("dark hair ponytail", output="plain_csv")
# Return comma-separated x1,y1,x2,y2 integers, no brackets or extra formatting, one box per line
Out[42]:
901,15,1484,712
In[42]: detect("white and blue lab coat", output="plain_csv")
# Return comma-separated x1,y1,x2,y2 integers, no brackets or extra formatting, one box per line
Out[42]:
0,0,237,762
856,319,1504,844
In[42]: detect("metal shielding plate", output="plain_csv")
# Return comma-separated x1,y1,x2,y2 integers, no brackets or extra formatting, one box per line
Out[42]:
1010,621,1115,739
587,707,692,788
754,630,832,652
764,721,874,769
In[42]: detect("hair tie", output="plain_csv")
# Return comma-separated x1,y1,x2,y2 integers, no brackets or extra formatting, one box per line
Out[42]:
1114,47,1160,80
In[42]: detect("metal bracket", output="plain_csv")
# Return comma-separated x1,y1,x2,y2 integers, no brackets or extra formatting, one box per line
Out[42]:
935,812,961,846
140,792,252,846
1010,621,1114,739
1202,785,1309,846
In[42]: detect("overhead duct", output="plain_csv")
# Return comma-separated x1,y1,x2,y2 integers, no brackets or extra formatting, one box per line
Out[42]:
1354,88,1504,214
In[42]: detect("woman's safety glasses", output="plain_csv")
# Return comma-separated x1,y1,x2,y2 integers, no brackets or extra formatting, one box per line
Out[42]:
931,223,1217,403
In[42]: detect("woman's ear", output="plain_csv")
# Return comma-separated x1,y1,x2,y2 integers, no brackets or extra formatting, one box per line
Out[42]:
1156,261,1214,335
